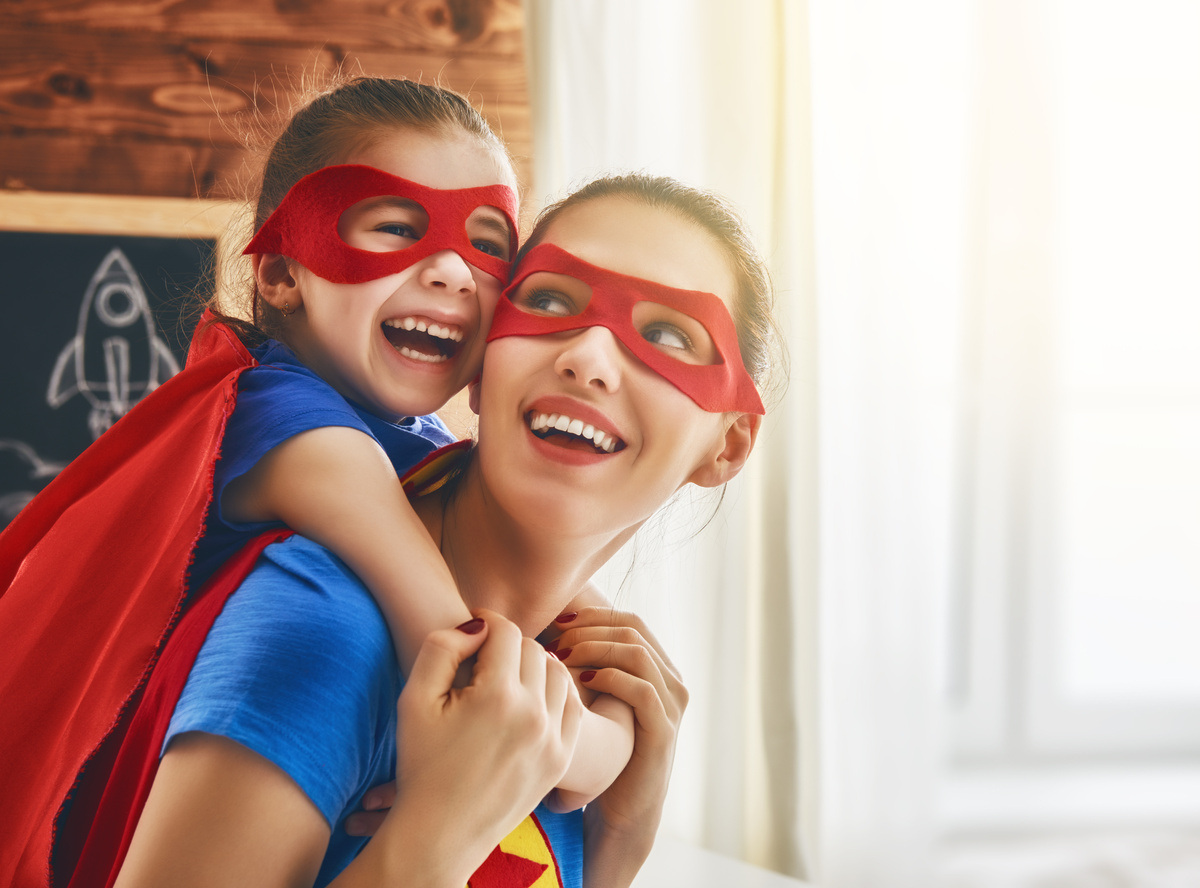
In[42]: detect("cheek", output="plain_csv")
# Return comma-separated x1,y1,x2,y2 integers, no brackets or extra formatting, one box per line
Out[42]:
477,338,541,411
474,278,503,327
649,390,726,469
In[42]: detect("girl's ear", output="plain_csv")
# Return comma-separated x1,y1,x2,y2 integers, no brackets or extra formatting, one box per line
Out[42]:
252,253,301,312
687,412,762,488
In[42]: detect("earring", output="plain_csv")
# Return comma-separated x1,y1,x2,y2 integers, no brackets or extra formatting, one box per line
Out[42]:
281,300,294,317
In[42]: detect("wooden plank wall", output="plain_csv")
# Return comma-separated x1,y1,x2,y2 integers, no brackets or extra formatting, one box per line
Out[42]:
0,0,531,202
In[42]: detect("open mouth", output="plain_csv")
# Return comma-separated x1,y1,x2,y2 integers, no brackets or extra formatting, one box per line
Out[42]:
527,411,625,454
382,317,464,364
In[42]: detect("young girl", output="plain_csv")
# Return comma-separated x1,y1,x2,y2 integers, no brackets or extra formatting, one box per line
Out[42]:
0,77,628,885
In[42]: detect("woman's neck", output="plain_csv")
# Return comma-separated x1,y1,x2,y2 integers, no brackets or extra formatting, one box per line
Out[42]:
411,461,635,637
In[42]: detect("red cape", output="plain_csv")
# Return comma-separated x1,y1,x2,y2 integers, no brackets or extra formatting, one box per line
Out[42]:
0,315,256,886
63,528,293,888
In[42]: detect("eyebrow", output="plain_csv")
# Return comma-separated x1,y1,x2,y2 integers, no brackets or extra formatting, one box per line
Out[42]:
358,196,424,215
470,207,515,240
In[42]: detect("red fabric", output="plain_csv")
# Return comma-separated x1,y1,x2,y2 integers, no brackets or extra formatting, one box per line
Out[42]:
0,315,256,886
243,164,519,284
63,529,293,888
489,243,765,415
469,846,548,888
51,521,552,888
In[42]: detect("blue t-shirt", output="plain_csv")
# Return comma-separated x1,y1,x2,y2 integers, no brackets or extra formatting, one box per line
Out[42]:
165,536,584,886
188,339,455,592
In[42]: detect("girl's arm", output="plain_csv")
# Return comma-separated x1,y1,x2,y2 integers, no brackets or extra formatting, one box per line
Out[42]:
547,692,635,811
226,426,629,804
538,583,639,811
116,615,582,888
222,425,471,675
551,607,689,888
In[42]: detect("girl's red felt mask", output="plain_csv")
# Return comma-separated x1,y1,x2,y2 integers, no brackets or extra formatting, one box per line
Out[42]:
243,164,519,283
488,244,764,415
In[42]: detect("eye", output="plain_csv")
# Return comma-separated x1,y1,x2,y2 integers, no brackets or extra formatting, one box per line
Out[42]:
338,197,429,252
466,210,514,261
518,288,576,317
377,222,420,241
472,238,508,259
632,302,719,365
643,323,693,353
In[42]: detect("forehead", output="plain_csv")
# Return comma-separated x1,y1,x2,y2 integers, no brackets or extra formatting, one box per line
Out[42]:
539,196,737,310
348,128,518,195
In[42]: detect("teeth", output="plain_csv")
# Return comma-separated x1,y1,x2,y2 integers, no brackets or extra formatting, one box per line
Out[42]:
527,412,620,453
384,317,464,341
398,346,448,363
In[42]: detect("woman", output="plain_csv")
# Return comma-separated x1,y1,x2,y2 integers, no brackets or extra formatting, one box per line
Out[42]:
98,172,781,887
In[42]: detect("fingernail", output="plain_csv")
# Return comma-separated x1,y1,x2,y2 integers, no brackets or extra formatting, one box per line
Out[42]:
580,670,597,682
344,818,365,836
542,638,559,653
456,618,485,635
555,612,578,623
363,792,381,810
554,647,572,660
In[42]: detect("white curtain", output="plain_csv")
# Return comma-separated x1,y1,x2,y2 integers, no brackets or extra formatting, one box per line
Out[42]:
525,1,967,884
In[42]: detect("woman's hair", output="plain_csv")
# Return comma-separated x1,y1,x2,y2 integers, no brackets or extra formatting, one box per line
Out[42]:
519,173,787,408
210,76,513,343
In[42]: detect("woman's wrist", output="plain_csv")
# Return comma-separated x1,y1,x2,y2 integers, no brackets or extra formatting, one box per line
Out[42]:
333,787,489,888
582,809,657,888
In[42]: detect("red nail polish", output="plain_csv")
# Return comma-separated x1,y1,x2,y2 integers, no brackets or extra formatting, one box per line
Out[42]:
456,618,485,635
543,638,559,653
580,670,597,682
555,612,578,623
554,647,572,660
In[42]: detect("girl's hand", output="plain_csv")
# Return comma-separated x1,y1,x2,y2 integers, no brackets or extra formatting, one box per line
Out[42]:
549,607,688,888
346,609,583,878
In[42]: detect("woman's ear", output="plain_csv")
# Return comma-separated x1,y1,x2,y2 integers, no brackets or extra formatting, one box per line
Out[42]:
687,412,762,488
467,376,482,415
252,253,301,313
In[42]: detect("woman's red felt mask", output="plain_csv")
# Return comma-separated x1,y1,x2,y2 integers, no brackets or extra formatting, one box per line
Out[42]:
243,164,519,284
489,244,764,415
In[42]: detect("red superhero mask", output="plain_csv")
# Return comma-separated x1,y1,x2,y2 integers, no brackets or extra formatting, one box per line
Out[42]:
243,164,519,284
488,244,764,415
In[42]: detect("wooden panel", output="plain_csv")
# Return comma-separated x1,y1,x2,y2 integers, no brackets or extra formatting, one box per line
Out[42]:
0,31,529,145
4,0,525,53
0,0,530,200
0,135,246,198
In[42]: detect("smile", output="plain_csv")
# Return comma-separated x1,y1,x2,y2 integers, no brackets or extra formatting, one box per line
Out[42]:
527,411,624,454
382,316,465,363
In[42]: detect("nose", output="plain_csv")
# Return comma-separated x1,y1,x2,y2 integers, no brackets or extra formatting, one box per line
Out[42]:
417,249,476,296
554,325,623,394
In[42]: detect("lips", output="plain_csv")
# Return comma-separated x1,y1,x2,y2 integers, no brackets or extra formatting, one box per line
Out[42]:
381,316,465,363
526,409,625,454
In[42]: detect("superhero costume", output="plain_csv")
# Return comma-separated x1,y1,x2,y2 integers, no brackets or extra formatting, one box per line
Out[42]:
0,316,256,885
1,163,521,884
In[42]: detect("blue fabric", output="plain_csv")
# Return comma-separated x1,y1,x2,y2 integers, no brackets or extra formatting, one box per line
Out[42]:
188,339,455,592
166,535,584,887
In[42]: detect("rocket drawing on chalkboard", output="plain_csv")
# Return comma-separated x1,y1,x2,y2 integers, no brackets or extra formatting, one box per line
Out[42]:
47,248,181,439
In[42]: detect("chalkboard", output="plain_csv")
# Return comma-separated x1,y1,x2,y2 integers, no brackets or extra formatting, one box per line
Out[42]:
0,193,242,527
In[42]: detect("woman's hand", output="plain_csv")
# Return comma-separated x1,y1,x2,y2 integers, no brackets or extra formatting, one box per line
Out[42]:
344,610,583,879
550,607,689,888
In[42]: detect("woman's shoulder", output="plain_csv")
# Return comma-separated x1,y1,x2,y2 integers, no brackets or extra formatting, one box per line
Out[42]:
228,535,393,653
168,535,402,829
